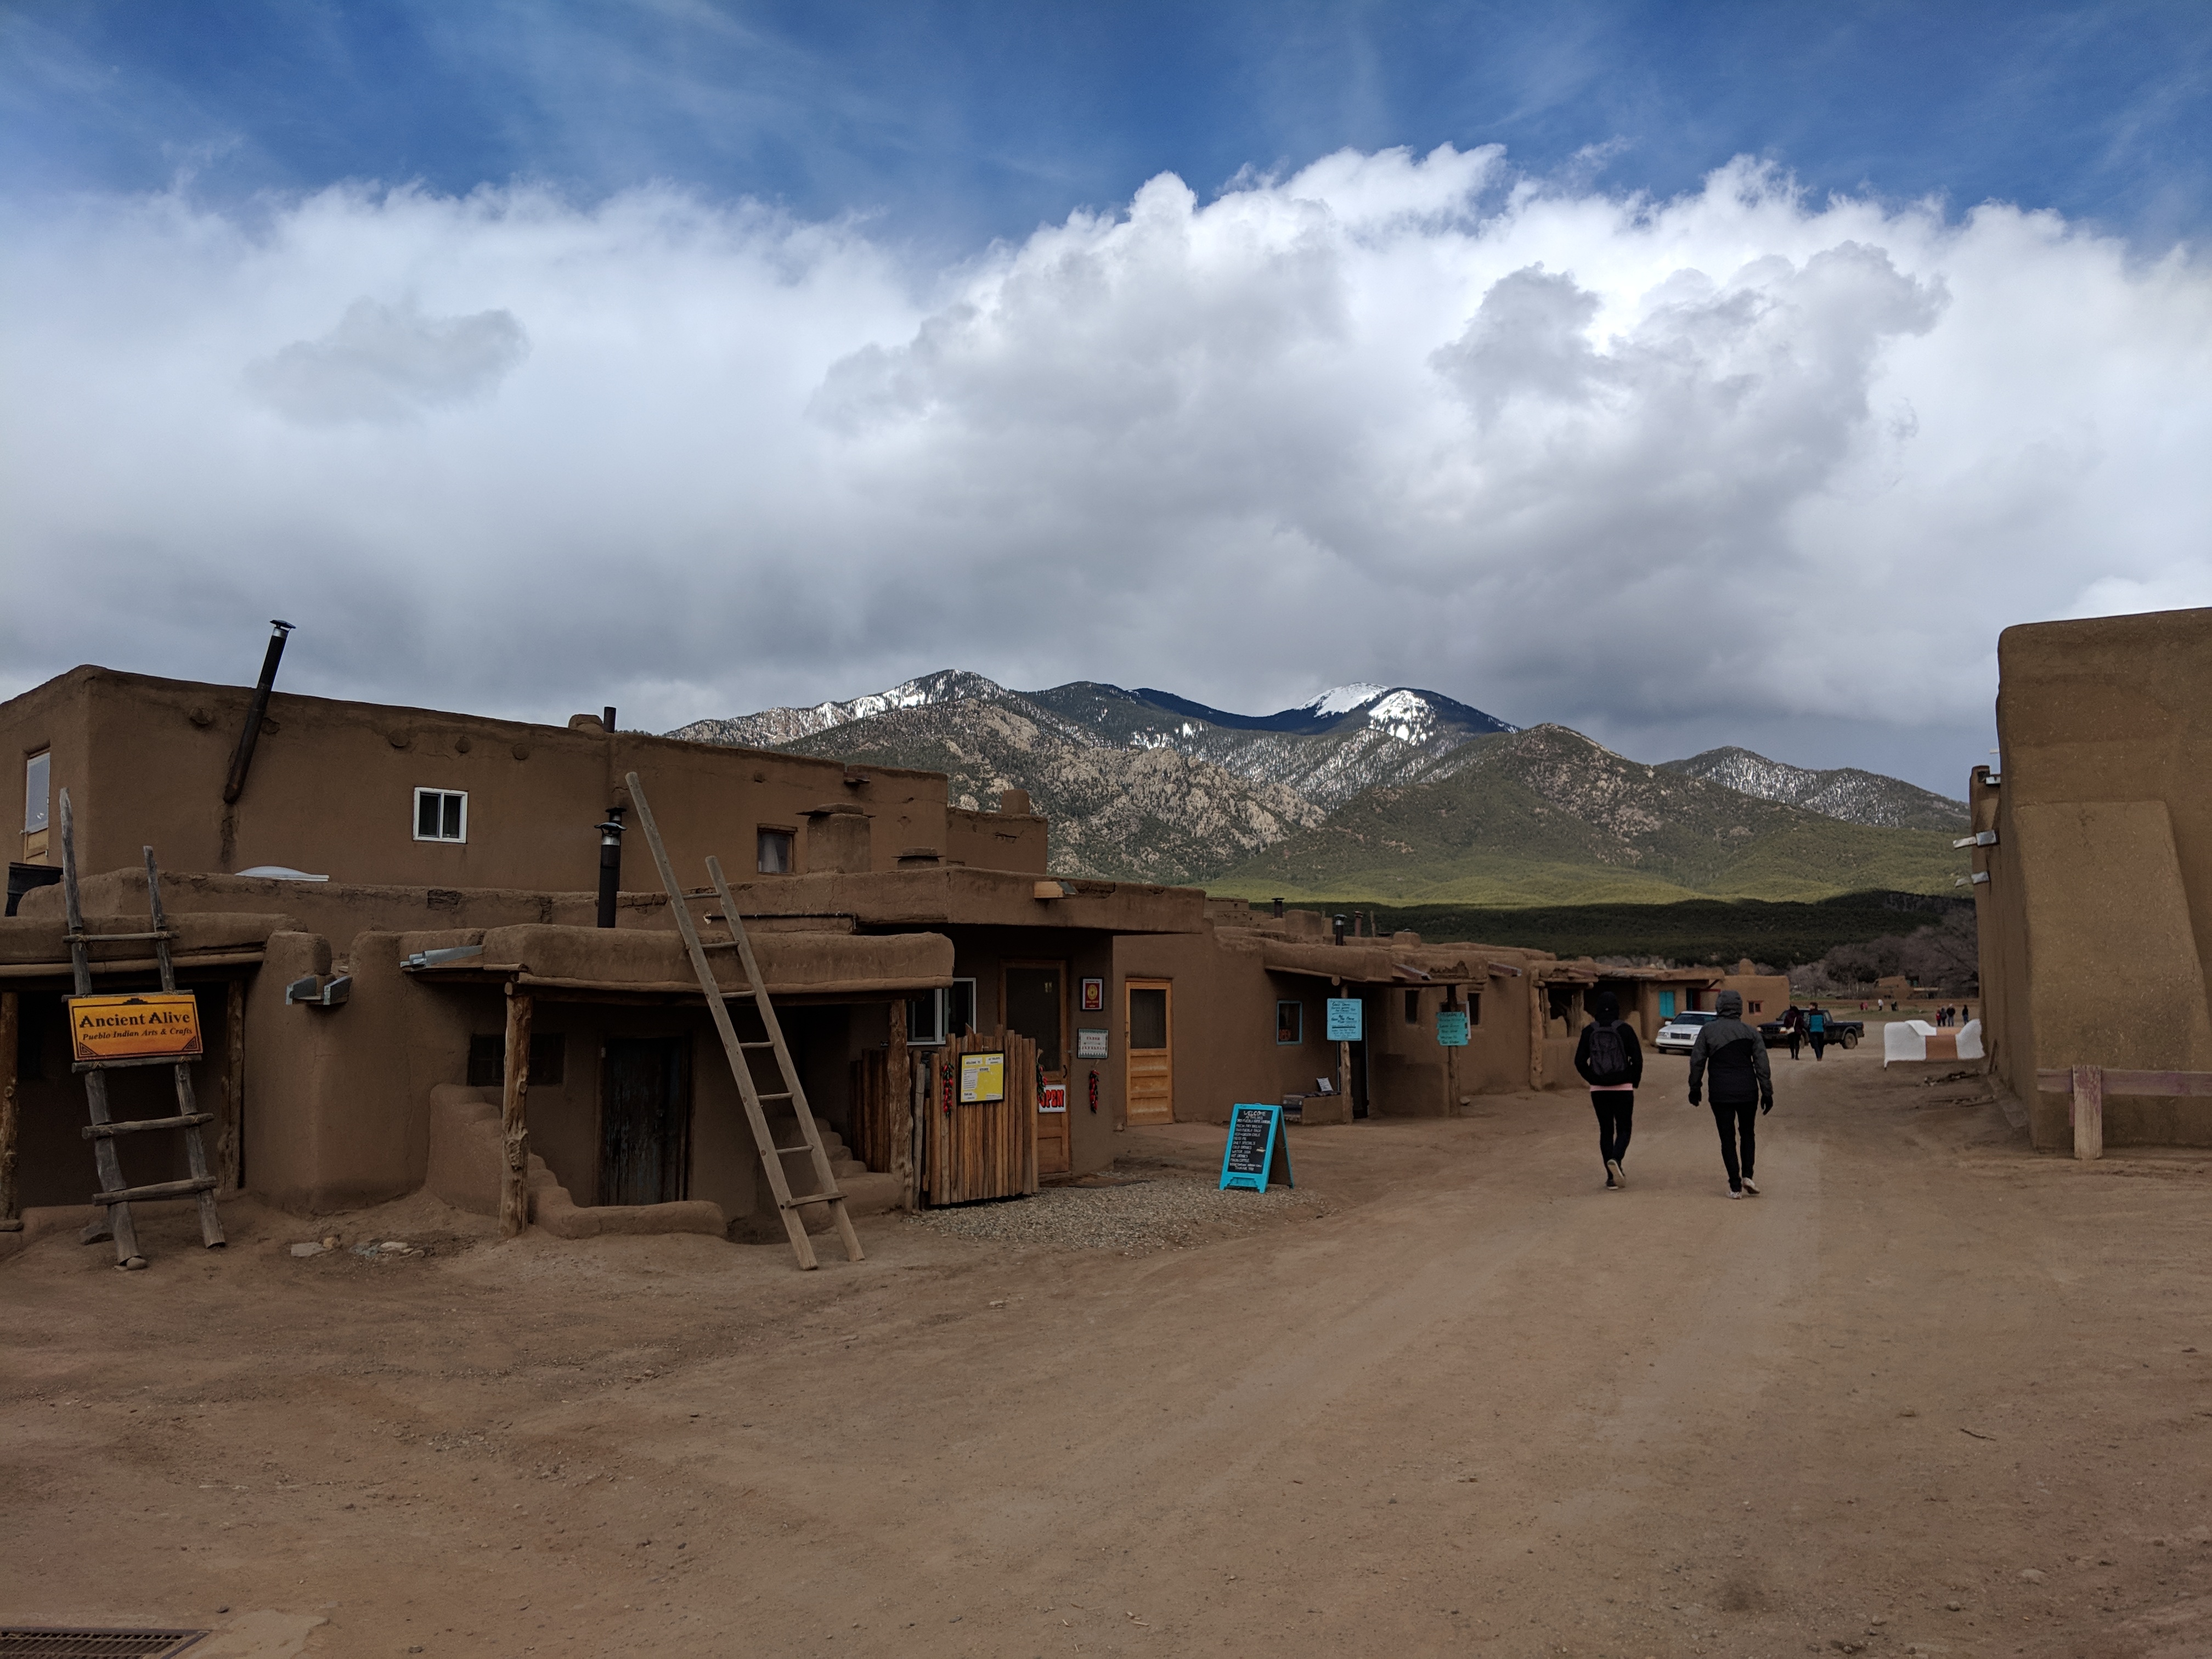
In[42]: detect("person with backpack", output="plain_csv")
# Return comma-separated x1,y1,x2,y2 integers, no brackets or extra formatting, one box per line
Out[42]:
1573,990,1643,1189
1688,989,1774,1198
1805,1002,1829,1059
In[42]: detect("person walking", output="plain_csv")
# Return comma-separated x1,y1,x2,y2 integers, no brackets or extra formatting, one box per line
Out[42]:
1781,1002,1804,1060
1573,990,1643,1189
1806,1001,1829,1059
1688,989,1774,1198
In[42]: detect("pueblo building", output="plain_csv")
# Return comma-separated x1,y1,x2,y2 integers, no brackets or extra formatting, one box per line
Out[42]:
1972,607,2212,1149
4,659,1782,1238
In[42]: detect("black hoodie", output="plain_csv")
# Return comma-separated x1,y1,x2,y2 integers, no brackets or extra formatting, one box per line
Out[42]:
1688,990,1773,1109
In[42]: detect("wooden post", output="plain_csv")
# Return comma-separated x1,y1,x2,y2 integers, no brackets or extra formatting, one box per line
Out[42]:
500,983,534,1237
2071,1063,2103,1162
221,979,245,1195
887,996,912,1209
1,990,19,1231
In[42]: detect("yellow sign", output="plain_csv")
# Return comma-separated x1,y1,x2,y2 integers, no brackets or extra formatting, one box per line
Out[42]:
69,991,204,1064
958,1051,1005,1104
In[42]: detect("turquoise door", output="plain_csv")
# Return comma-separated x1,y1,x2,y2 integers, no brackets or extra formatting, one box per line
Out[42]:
1658,991,1676,1018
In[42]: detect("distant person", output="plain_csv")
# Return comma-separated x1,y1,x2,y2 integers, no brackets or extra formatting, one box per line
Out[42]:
1780,1003,1804,1060
1688,990,1774,1198
1573,991,1643,1189
1806,1002,1830,1059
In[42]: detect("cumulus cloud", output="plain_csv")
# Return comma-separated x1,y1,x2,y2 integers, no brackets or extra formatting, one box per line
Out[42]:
244,298,529,424
2,147,2208,790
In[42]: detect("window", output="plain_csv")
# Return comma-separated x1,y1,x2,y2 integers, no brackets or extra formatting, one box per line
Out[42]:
757,827,794,874
1276,1000,1302,1045
414,787,467,843
1467,991,1481,1027
24,751,50,833
1404,989,1421,1025
1749,1000,1764,1014
466,1031,566,1087
903,979,977,1047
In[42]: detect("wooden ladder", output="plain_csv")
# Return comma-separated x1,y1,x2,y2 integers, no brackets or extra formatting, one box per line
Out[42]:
623,770,862,1271
59,789,225,1270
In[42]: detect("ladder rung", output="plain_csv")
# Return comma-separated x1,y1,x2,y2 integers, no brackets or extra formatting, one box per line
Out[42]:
740,1040,775,1049
93,1175,218,1205
778,1191,846,1209
757,1091,792,1102
83,1112,214,1139
773,1144,811,1154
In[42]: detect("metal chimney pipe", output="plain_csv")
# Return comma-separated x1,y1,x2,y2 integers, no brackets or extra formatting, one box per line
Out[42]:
595,807,626,928
602,706,617,732
222,620,295,805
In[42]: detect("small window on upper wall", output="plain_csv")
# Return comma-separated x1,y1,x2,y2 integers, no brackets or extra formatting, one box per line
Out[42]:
414,788,467,843
1276,1000,1302,1045
757,827,794,874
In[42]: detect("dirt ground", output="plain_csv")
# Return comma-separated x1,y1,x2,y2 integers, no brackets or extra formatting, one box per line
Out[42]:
5,1042,2210,1659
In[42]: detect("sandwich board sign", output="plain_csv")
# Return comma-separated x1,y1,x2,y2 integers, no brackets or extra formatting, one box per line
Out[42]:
1218,1103,1294,1193
69,991,204,1066
1325,997,1363,1041
1435,1008,1469,1047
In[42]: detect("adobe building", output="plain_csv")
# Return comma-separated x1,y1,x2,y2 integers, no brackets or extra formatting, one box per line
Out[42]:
1972,607,2212,1149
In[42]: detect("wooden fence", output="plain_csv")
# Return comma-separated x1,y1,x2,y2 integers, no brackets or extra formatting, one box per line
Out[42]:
2036,1065,2212,1160
924,1029,1039,1206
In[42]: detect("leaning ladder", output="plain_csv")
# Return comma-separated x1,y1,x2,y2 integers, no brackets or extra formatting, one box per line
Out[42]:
58,789,225,1269
624,771,862,1271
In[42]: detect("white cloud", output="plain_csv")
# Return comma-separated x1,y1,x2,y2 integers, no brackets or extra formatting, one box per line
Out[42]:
2,148,2208,791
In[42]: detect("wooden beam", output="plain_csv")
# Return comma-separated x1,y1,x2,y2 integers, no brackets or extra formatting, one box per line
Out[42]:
221,980,245,1195
500,983,534,1238
887,995,912,1210
1,990,19,1232
2038,1066,2212,1098
2071,1063,2103,1163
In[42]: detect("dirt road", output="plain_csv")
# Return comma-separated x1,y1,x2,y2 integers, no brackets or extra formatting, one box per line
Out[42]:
5,1043,2210,1658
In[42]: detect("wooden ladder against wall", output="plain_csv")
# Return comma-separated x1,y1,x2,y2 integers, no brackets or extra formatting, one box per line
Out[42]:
623,771,862,1271
58,791,225,1270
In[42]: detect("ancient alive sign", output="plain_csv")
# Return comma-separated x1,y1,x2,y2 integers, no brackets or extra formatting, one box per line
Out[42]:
1436,1009,1470,1047
69,991,204,1065
1325,997,1363,1041
958,1051,1006,1103
1219,1103,1294,1192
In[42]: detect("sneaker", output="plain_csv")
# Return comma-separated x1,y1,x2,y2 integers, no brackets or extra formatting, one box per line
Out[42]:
1728,1187,1745,1199
1605,1159,1622,1188
1612,1161,1627,1189
1742,1177,1759,1194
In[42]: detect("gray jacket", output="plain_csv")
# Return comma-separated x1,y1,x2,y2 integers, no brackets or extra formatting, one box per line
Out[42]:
1688,991,1773,1110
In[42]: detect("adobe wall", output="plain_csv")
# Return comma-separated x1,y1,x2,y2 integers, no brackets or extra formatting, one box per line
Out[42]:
0,665,1042,890
1981,609,2212,1148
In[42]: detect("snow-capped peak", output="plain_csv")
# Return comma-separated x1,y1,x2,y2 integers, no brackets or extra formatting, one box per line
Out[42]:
1364,689,1438,744
1298,682,1389,718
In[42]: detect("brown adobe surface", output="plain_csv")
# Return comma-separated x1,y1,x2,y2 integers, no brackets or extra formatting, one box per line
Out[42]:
4,1045,2210,1658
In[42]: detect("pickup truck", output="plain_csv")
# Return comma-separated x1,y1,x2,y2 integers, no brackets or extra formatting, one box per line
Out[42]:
1758,1017,1863,1050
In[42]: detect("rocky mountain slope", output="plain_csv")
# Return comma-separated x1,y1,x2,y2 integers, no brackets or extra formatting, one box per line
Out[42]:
1660,746,1966,833
669,673,1966,898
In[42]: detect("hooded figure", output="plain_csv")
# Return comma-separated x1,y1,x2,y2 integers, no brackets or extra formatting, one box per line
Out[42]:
1573,989,1643,1189
1688,990,1774,1198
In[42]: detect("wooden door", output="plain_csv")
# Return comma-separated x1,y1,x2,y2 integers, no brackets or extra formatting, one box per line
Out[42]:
600,1036,691,1205
924,1030,1039,1205
1005,961,1070,1177
1125,979,1173,1125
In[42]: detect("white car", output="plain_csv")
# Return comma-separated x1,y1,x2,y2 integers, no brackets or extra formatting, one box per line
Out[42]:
1652,1010,1718,1053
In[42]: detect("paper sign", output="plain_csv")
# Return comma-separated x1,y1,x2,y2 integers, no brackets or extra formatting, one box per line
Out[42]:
1325,997,1363,1041
1436,1009,1469,1047
1219,1103,1294,1192
69,991,204,1065
958,1051,1005,1103
1075,1028,1109,1059
1040,1082,1067,1114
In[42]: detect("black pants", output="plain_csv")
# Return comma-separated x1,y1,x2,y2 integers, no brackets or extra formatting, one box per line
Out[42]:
1787,1031,1802,1059
1809,1031,1826,1059
1711,1099,1758,1189
1590,1091,1633,1167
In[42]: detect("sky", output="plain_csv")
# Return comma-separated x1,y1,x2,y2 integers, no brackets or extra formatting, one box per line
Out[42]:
4,1,2211,794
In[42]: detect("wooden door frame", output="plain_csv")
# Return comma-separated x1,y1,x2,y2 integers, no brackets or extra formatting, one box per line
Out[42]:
1124,977,1173,1126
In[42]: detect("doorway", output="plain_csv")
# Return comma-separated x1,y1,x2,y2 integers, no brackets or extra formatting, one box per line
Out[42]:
1005,961,1070,1177
1125,979,1173,1125
599,1035,691,1206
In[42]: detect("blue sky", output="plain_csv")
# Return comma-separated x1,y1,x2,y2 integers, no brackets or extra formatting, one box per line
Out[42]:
4,2,2211,793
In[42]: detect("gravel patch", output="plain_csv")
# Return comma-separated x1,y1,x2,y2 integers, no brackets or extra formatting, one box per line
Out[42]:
907,1174,1304,1254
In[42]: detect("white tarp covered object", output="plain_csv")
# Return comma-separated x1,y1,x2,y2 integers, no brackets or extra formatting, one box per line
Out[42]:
1884,1018,1983,1065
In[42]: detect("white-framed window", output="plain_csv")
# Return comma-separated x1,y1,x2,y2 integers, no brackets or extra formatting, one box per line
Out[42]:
757,827,794,874
24,750,50,834
904,979,978,1047
414,787,467,843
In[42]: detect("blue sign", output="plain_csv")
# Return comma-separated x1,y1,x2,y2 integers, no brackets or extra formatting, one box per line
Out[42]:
1219,1103,1294,1192
1325,997,1363,1041
1436,1009,1469,1047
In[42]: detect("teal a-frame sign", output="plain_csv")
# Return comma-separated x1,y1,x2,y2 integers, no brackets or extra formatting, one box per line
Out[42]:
1219,1103,1294,1192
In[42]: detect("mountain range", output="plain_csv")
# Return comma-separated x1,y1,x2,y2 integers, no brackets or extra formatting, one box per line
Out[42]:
667,674,1968,901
